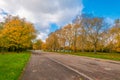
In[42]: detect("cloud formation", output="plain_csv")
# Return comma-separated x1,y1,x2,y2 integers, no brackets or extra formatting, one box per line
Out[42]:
0,0,83,41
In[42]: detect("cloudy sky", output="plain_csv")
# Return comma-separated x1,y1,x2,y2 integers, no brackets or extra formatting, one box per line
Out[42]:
0,0,120,41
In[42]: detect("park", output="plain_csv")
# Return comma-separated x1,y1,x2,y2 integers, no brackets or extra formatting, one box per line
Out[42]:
0,0,120,80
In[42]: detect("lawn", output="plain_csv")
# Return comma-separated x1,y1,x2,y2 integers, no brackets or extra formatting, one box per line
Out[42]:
60,52,120,61
0,52,31,80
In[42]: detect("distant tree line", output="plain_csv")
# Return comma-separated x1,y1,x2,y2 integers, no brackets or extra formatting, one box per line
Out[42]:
0,15,36,53
44,14,120,53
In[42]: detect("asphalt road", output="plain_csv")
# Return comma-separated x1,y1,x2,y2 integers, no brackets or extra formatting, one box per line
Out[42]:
21,52,120,80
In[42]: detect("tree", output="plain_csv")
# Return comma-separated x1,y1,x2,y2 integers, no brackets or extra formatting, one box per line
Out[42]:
0,22,6,53
41,42,47,51
73,15,87,52
82,17,106,53
46,32,59,51
2,16,36,52
62,24,73,51
43,14,119,53
53,29,66,51
33,39,43,50
107,19,120,52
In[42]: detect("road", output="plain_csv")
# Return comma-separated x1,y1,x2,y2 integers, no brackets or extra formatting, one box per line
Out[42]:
21,52,120,80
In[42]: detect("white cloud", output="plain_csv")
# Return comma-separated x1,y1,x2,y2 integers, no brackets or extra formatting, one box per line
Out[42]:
37,32,48,42
0,0,83,41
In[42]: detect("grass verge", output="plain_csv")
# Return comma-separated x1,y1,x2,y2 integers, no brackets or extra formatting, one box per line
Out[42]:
0,52,31,80
58,52,120,61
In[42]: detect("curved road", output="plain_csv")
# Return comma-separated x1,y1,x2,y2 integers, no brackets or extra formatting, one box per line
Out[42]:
21,52,120,80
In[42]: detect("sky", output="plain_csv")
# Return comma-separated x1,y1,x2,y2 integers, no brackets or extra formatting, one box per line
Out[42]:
0,0,120,41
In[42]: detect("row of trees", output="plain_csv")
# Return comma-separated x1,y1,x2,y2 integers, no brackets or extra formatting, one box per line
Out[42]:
0,15,36,52
45,14,120,53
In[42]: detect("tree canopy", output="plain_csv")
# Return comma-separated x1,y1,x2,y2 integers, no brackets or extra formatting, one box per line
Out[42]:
44,14,120,53
0,15,36,52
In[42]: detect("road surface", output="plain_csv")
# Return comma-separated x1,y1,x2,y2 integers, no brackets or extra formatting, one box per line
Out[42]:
21,52,120,80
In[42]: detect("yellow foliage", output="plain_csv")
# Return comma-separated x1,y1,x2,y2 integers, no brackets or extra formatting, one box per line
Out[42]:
1,16,36,49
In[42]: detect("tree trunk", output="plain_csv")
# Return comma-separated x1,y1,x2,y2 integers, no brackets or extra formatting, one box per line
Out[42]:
81,41,85,52
94,48,97,54
94,44,97,54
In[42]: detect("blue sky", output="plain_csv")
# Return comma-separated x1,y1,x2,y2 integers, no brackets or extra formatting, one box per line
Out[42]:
50,0,120,33
83,0,120,19
0,0,120,41
50,23,59,32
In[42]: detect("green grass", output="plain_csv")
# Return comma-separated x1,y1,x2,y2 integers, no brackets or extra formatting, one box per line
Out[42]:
59,52,120,61
0,52,31,80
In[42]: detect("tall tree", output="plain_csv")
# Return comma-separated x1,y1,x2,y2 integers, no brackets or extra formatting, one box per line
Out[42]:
33,39,43,50
46,32,59,51
0,22,6,52
108,19,120,52
2,16,36,52
82,17,105,53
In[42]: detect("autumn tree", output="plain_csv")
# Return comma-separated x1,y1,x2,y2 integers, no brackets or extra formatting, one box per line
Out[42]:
114,19,120,52
73,15,87,52
33,39,43,50
81,16,106,53
0,22,5,52
2,16,36,52
41,42,47,51
46,32,59,51
62,24,73,51
57,29,66,50
107,19,120,52
44,14,119,53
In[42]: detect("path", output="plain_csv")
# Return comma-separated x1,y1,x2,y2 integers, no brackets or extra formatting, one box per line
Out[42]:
21,52,120,80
